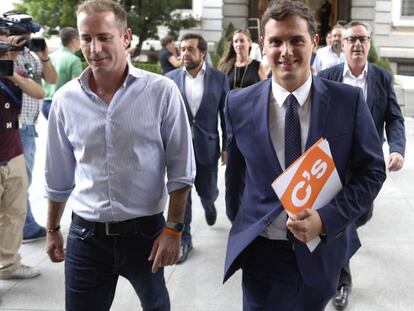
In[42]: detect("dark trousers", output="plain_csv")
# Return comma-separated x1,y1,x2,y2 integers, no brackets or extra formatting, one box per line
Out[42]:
65,214,170,311
41,99,52,120
338,203,374,289
182,161,218,245
241,236,338,311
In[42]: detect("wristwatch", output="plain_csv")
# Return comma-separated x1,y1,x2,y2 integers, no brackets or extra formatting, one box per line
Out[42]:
165,221,185,233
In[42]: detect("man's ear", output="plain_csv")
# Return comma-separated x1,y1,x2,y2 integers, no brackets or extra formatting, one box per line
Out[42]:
312,34,320,53
123,28,132,48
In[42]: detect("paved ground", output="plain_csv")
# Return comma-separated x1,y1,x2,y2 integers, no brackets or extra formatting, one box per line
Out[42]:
1,115,413,311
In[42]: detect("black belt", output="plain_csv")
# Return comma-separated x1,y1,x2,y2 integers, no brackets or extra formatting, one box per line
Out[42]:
71,212,161,236
0,160,8,166
257,235,294,250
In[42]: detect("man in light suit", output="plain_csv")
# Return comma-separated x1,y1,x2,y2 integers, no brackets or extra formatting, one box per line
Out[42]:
319,21,405,310
166,33,229,263
224,1,386,310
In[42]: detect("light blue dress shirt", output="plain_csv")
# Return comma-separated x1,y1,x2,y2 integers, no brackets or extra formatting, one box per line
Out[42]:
45,63,195,222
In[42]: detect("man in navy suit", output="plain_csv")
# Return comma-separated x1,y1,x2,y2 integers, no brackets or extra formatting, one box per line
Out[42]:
166,33,229,263
319,21,405,310
224,1,386,310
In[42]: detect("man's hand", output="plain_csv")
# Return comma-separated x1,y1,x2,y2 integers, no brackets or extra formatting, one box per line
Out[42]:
220,151,227,166
387,152,404,172
286,209,324,243
35,45,50,62
148,230,181,273
46,231,65,262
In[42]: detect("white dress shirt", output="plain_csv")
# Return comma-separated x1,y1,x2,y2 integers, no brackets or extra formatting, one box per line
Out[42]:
184,62,206,116
313,45,345,73
342,62,368,101
261,74,312,240
45,63,195,222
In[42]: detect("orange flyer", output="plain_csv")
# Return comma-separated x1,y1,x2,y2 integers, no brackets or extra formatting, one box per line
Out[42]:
271,138,342,252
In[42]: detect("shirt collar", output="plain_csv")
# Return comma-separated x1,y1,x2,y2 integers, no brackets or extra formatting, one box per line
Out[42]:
343,61,368,79
271,74,312,108
79,62,142,91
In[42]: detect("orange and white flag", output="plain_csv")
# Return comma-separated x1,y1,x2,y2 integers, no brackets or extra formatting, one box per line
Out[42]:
272,138,342,251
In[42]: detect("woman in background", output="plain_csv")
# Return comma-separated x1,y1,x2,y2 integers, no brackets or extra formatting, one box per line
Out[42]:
218,28,267,90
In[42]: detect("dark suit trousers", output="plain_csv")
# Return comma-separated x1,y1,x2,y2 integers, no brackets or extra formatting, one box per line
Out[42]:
241,236,338,311
338,203,374,288
182,161,218,245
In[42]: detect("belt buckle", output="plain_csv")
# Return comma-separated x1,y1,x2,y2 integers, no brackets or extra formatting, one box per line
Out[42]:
105,223,120,236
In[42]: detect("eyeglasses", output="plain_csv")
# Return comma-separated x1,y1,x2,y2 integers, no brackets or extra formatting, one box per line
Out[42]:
344,36,370,44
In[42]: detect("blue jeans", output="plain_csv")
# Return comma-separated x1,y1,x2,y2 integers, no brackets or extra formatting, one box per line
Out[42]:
65,215,170,311
20,125,43,237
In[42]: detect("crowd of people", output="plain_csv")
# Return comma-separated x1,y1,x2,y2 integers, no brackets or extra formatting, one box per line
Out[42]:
0,0,406,310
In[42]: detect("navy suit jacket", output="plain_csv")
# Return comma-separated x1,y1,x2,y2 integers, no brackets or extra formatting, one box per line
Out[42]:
319,63,406,156
224,76,386,286
166,64,229,165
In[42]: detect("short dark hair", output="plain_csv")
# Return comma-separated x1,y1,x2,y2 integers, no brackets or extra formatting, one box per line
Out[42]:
59,27,79,47
180,33,207,53
261,0,316,37
344,21,372,36
76,0,127,33
160,35,174,48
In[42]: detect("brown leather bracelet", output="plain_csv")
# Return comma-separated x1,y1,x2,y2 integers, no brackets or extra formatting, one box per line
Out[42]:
46,225,61,233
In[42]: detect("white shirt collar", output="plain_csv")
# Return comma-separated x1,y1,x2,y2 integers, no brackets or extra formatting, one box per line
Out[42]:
343,61,368,79
271,74,312,108
79,62,143,91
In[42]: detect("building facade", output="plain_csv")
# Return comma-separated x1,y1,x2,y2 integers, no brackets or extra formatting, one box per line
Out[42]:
185,0,414,76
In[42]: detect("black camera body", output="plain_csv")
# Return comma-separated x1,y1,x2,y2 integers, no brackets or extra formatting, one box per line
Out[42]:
0,42,14,77
0,60,13,77
0,36,46,53
0,12,41,36
27,37,46,52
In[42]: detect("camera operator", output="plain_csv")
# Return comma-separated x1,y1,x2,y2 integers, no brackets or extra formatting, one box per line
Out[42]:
7,13,58,242
0,26,44,280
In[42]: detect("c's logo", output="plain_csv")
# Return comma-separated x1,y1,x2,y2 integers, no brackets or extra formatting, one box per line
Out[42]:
281,147,334,214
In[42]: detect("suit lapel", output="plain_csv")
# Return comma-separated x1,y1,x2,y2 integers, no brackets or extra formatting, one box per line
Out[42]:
366,64,375,113
178,70,193,120
306,76,330,149
196,64,211,118
253,79,283,174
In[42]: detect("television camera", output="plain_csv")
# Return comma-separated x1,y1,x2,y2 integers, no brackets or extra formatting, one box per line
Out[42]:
0,41,14,77
0,12,46,52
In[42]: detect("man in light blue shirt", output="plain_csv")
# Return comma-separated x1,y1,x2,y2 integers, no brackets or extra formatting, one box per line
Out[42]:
44,1,195,310
313,24,345,73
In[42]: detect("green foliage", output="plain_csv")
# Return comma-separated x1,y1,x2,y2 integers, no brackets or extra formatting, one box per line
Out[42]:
210,23,235,68
216,22,235,58
209,52,221,69
15,0,78,35
133,62,161,74
368,38,393,75
16,0,199,55
368,44,379,64
81,61,161,74
165,12,199,39
120,0,199,54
